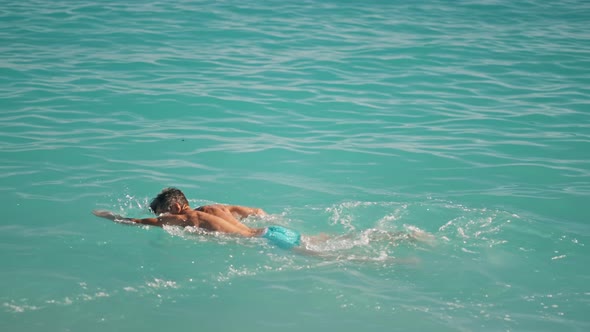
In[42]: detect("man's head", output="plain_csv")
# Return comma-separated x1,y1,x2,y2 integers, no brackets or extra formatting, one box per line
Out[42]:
149,187,189,215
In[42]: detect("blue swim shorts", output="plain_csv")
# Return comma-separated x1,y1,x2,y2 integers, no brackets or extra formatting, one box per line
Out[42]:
261,226,301,249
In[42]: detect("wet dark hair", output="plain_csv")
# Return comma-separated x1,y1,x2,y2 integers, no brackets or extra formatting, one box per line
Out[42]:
149,187,189,214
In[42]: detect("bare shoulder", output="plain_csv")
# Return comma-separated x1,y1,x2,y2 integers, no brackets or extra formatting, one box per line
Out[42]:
194,204,220,213
182,210,204,227
155,213,192,227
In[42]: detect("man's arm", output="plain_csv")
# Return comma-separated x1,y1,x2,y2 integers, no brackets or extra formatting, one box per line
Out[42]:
92,209,262,237
92,210,184,227
193,210,264,237
224,205,266,219
197,205,265,227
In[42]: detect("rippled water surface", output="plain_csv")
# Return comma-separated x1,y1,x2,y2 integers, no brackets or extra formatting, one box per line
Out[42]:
1,0,589,331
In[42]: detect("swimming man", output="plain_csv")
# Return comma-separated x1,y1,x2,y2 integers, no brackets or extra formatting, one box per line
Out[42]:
92,187,302,249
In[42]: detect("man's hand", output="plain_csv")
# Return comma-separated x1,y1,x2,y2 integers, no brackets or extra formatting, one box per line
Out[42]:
92,210,120,221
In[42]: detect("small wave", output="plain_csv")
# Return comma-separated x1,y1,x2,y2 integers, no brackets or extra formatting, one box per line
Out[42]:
3,301,41,313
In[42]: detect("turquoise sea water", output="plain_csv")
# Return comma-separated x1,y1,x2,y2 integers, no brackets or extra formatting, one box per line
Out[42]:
1,0,589,330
